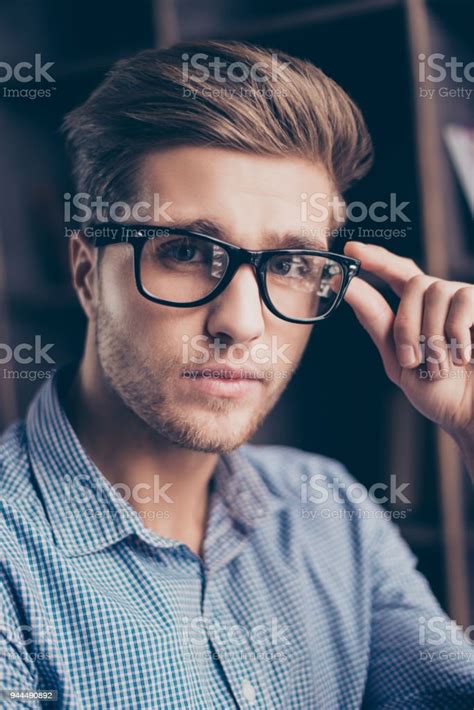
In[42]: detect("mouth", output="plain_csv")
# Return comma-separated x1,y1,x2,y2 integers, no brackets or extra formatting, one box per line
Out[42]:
180,367,265,398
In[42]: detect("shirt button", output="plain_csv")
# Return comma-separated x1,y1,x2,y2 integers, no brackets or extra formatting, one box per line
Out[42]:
241,679,256,705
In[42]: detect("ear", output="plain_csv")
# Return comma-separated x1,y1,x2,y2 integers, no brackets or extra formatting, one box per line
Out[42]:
69,231,99,319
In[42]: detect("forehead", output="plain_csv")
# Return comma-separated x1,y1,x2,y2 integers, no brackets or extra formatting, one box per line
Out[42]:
138,147,337,250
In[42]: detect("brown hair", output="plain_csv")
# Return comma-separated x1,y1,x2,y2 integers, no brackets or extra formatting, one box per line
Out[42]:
63,40,373,210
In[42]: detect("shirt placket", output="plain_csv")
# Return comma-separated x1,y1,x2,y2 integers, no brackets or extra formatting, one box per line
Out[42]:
199,486,274,709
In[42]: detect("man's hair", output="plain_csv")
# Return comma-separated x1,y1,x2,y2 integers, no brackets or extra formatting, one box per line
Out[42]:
63,40,373,211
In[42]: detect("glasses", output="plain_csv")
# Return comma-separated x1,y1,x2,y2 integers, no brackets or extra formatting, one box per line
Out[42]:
90,224,360,324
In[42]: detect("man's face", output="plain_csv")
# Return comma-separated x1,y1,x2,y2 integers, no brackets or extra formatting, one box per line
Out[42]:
93,147,335,452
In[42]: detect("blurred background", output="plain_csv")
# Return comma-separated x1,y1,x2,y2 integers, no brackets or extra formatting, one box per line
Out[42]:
0,0,472,627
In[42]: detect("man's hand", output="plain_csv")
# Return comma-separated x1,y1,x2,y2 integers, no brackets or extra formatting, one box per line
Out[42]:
343,242,473,477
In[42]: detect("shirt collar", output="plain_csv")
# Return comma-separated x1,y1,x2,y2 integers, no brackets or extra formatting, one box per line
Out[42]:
25,366,284,560
202,447,285,572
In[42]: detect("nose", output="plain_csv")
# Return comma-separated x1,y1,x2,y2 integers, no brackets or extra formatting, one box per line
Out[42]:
205,264,265,344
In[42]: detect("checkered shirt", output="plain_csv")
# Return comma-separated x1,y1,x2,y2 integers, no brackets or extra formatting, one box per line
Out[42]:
1,369,474,708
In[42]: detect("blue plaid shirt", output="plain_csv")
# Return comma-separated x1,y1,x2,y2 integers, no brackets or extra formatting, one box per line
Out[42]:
1,369,474,709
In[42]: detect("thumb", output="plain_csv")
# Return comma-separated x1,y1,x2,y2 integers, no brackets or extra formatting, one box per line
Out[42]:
344,276,401,385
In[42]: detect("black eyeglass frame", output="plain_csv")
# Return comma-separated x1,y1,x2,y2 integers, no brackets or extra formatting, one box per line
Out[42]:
89,223,360,324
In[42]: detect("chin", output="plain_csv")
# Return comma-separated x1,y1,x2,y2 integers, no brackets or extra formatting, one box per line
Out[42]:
185,411,255,451
149,404,260,453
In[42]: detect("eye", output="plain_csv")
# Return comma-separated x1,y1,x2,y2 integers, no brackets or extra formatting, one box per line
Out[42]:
269,255,311,277
160,238,205,263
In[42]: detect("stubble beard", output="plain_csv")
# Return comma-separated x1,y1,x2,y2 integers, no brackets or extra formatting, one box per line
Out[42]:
94,301,292,453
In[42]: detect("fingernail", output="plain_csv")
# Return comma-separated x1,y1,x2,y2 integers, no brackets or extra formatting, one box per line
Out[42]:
399,345,417,367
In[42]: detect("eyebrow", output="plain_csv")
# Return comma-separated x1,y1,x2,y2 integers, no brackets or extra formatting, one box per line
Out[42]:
264,231,329,251
164,218,330,252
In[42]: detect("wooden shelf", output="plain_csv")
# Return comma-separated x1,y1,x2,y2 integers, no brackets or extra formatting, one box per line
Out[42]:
179,0,401,40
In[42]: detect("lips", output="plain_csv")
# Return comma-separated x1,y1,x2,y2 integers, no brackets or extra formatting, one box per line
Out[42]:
180,366,264,398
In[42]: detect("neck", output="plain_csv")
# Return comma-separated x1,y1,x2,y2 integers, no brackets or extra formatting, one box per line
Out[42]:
62,355,219,557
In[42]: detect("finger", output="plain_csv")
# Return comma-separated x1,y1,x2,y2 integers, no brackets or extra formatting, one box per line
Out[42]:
344,276,400,384
393,274,433,368
344,242,423,297
445,286,474,366
421,280,453,377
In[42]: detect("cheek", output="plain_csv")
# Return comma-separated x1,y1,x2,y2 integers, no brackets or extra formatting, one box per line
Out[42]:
267,323,312,372
99,249,162,343
99,246,138,313
100,249,208,354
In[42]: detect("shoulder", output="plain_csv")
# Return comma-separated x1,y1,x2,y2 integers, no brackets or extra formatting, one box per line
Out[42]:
0,420,49,555
0,419,31,501
238,442,356,502
237,442,411,559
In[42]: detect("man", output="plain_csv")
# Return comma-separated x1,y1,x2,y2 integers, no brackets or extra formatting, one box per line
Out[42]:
0,41,473,709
